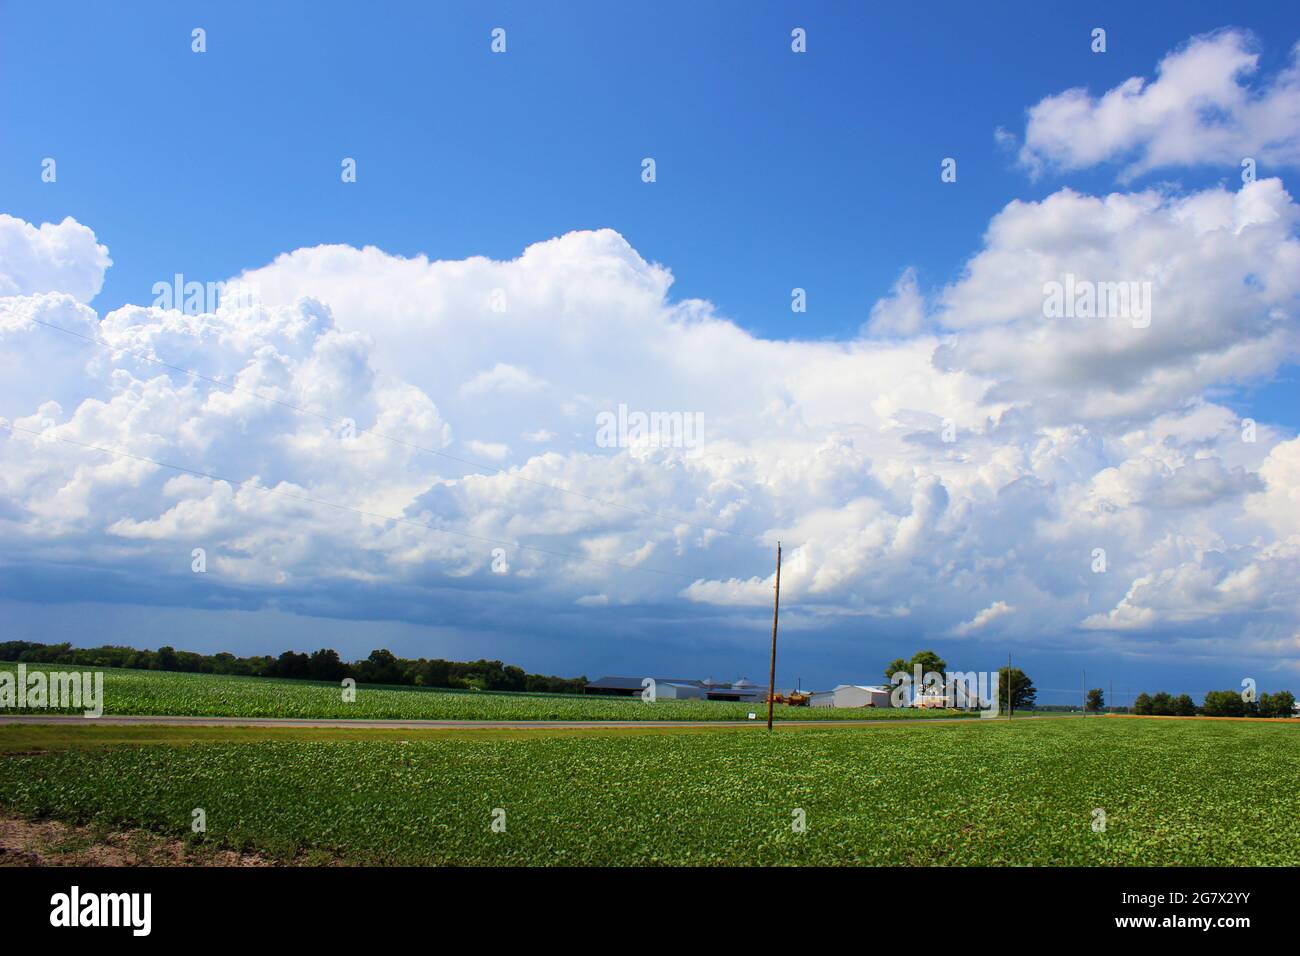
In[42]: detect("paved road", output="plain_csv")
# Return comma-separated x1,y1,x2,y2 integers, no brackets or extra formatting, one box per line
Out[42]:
0,713,1060,730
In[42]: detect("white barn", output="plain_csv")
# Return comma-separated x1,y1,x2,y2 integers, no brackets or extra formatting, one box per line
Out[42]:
654,681,707,700
810,684,893,709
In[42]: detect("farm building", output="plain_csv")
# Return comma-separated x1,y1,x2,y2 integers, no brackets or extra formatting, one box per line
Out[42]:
651,681,707,700
584,676,700,697
704,677,765,702
810,684,893,708
583,676,765,702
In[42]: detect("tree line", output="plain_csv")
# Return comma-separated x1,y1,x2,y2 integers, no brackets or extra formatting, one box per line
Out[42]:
1131,688,1296,718
0,641,587,694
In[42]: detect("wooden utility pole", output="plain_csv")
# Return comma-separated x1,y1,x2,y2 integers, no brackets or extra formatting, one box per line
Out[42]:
766,541,782,731
1007,652,1012,720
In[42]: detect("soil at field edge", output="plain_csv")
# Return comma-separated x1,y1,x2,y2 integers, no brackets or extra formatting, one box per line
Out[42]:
0,812,286,867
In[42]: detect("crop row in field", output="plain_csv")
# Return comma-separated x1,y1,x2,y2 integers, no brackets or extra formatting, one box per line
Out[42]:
0,662,973,721
0,717,1295,865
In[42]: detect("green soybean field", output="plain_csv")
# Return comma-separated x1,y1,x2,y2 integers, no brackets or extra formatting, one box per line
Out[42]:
0,717,1295,865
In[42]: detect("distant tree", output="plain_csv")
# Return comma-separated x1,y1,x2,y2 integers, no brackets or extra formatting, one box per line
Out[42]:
885,651,947,686
155,645,179,671
1150,691,1175,716
419,659,453,688
996,667,1036,711
268,650,309,680
307,648,346,682
0,639,584,697
357,649,402,685
1267,689,1296,718
911,650,947,681
884,657,909,684
1132,691,1201,716
0,642,41,661
177,650,208,673
525,674,587,694
1202,690,1246,717
1253,691,1296,718
1085,688,1104,713
248,655,276,678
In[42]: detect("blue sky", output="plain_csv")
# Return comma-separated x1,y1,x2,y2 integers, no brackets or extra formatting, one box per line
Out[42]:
2,1,1299,701
0,1,1291,339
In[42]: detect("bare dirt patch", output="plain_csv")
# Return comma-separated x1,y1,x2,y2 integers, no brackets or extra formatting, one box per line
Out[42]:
0,813,279,867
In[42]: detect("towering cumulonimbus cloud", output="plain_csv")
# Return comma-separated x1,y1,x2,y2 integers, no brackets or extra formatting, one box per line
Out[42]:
2,35,1300,670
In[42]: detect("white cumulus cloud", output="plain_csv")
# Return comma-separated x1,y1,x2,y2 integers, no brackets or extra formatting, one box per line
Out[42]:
1,152,1298,672
1019,30,1300,180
